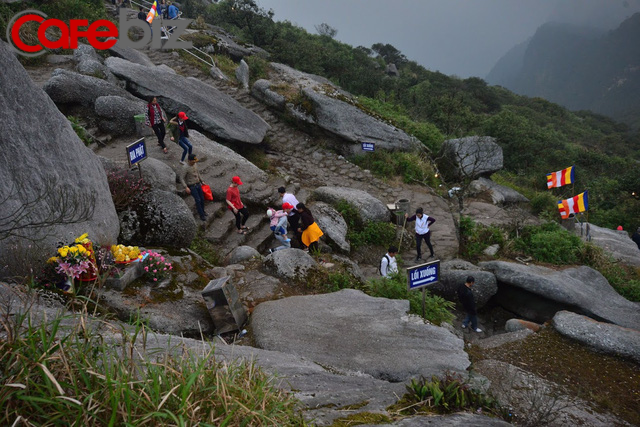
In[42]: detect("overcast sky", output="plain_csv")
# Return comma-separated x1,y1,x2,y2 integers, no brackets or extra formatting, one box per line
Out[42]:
255,0,640,79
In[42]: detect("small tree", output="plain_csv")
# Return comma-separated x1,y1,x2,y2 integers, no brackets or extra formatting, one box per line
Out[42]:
315,23,337,38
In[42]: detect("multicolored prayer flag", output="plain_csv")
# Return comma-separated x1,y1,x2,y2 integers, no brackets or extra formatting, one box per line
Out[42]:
547,166,575,189
146,1,159,24
557,191,589,219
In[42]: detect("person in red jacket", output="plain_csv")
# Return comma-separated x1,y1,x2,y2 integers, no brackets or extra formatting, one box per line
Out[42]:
226,176,250,234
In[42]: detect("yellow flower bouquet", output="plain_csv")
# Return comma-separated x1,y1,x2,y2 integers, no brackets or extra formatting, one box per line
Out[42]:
110,244,141,264
46,233,98,294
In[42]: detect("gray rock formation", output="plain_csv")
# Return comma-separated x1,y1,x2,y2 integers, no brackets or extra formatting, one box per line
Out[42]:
470,177,529,205
314,186,391,222
235,59,249,90
376,414,511,426
474,329,533,350
105,57,269,144
299,87,419,154
47,55,74,65
431,260,497,309
94,95,146,136
251,79,286,111
475,359,625,426
480,261,640,329
181,130,271,205
553,310,640,363
0,40,119,278
73,44,107,78
310,201,350,253
439,136,503,179
263,248,317,280
118,189,196,248
576,223,640,267
252,289,470,382
225,245,260,265
385,63,399,77
43,69,132,107
138,157,176,192
462,201,540,228
107,41,155,67
209,65,229,81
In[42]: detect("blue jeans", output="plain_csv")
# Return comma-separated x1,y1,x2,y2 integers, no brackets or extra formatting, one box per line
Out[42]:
179,136,192,161
189,183,206,220
462,313,478,330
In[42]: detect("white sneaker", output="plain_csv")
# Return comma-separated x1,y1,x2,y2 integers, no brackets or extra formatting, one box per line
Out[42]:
461,324,467,329
474,328,483,333
180,161,185,165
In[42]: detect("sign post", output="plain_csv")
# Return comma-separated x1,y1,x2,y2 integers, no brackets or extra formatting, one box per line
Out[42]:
126,138,148,179
406,260,440,318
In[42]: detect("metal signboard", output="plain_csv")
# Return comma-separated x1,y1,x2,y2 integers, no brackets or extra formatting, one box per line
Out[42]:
407,259,440,291
126,138,147,168
361,142,375,152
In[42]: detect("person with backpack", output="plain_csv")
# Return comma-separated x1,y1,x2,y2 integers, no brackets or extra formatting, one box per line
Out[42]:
169,111,192,164
380,246,398,278
144,96,167,154
405,207,436,261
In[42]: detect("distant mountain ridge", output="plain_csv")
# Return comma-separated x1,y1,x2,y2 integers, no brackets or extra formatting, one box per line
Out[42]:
486,13,640,128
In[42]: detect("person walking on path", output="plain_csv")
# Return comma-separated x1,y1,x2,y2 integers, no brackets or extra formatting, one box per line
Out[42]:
458,276,482,333
145,96,167,154
178,154,207,222
278,186,301,245
405,207,436,261
169,112,192,164
226,176,250,234
266,206,291,253
296,203,323,253
380,245,398,278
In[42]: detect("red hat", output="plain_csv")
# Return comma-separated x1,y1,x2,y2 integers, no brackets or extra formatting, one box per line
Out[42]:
282,202,294,210
178,111,189,120
232,176,243,185
617,225,623,230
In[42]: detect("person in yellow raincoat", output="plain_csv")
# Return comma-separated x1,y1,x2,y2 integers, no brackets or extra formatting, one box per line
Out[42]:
296,203,323,253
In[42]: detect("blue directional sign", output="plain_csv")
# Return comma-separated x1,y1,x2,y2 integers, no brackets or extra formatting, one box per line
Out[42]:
407,260,440,291
361,142,375,152
126,138,148,167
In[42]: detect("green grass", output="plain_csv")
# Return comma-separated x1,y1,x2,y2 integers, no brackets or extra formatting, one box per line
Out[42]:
189,234,222,266
0,300,303,425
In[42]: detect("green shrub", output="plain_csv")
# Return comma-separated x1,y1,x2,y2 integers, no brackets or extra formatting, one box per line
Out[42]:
245,55,270,85
350,151,438,186
67,116,93,146
459,216,504,259
399,373,501,416
514,222,582,264
366,273,454,325
529,192,558,216
189,234,222,266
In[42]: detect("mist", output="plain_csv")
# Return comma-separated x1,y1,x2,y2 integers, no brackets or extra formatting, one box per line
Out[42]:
255,0,640,79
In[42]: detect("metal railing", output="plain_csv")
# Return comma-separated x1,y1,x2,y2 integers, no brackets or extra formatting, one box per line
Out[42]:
124,0,216,68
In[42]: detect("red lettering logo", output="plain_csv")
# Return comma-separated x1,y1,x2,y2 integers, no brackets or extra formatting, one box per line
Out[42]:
7,9,118,57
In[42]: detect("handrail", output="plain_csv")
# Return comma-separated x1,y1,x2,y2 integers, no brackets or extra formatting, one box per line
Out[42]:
125,0,216,68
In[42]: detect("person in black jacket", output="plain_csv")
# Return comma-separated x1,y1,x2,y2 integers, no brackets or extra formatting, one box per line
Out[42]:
632,227,640,250
457,276,482,333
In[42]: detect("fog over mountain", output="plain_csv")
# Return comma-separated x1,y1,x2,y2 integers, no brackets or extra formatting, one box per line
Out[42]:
256,0,640,79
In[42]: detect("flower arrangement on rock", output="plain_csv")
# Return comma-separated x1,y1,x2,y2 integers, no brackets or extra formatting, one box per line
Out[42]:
141,250,172,283
46,233,98,294
111,244,141,263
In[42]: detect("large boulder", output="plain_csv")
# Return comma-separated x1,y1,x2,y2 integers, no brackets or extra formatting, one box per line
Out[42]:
179,130,271,205
439,136,503,179
298,87,418,155
575,223,640,267
470,177,529,205
251,79,286,111
431,260,497,309
105,57,270,144
313,186,391,222
0,40,119,278
107,41,155,67
225,246,260,265
138,157,176,192
310,201,350,253
252,289,470,382
263,248,317,281
118,189,197,248
74,44,107,78
553,310,640,363
94,95,146,136
43,69,132,107
480,261,640,329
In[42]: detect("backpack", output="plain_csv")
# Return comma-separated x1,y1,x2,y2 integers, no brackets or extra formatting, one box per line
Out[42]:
379,254,390,276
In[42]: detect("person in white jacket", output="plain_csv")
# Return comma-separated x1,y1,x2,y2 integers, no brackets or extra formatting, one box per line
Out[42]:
380,246,398,278
405,207,436,261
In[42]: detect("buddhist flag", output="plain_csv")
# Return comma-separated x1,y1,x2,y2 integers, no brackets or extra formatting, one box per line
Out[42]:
547,166,575,189
558,191,589,219
146,1,159,24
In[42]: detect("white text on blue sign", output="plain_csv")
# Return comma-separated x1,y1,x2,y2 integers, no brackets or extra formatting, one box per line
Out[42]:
410,266,437,287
